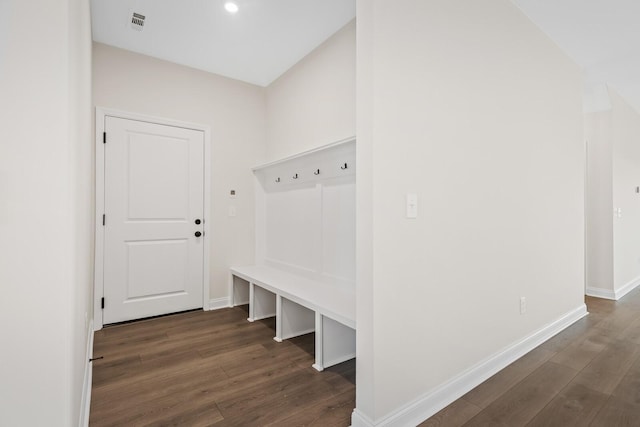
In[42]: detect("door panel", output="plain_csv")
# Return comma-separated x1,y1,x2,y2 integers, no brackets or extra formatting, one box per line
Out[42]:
103,116,204,324
127,133,190,220
126,239,189,299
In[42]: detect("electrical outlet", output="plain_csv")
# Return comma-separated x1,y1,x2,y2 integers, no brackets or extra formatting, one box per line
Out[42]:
520,297,526,315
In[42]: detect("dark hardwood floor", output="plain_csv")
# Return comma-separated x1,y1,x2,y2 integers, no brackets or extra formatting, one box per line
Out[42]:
422,289,640,426
89,306,355,426
92,288,640,427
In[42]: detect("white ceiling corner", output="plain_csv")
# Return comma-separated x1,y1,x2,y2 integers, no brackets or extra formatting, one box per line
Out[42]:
512,0,640,112
90,0,355,87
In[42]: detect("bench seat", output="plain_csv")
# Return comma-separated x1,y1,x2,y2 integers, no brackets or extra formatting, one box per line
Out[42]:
230,265,356,371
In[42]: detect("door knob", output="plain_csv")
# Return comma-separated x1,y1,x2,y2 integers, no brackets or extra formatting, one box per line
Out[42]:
195,231,202,237
195,219,201,225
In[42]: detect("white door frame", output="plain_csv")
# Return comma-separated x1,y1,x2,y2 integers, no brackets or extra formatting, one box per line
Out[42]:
94,107,212,331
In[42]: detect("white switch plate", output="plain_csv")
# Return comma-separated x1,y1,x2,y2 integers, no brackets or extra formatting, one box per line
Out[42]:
406,193,418,218
520,297,526,315
228,206,237,217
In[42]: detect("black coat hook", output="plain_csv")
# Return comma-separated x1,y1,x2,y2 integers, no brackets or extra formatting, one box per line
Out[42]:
275,177,280,183
341,163,348,170
293,173,299,179
314,169,320,175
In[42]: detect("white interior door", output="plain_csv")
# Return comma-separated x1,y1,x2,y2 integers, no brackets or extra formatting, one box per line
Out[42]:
103,116,204,324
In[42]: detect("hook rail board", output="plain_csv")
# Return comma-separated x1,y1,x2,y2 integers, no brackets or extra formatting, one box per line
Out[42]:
253,137,355,192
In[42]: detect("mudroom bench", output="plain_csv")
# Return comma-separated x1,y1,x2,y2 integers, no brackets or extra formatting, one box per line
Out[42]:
230,265,356,371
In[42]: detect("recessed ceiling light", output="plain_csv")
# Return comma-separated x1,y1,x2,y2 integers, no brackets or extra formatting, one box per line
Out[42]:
224,2,239,14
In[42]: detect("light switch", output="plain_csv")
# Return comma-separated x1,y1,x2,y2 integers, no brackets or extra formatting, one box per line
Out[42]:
406,193,418,218
228,206,237,217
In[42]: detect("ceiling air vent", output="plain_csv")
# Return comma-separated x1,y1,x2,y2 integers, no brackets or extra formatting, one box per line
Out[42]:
130,12,146,31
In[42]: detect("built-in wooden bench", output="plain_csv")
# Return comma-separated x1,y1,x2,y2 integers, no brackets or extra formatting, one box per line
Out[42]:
230,265,356,371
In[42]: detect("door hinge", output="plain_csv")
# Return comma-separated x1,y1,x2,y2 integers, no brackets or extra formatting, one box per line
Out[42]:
102,214,105,226
103,132,106,144
101,297,105,309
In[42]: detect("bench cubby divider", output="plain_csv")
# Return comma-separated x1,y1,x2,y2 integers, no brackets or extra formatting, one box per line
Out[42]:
277,296,316,341
230,265,355,371
250,284,277,322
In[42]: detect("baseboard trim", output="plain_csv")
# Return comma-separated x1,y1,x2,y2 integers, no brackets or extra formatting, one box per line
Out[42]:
79,320,94,427
351,409,376,427
208,297,230,311
615,276,640,300
231,299,250,307
350,304,588,427
587,276,640,301
586,286,616,300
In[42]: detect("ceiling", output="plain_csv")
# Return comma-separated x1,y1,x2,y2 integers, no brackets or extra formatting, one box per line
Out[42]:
92,1,640,112
90,0,355,87
512,0,640,112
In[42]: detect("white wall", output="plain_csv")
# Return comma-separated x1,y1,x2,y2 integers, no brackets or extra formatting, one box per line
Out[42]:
266,20,356,162
587,88,640,297
0,0,93,425
356,0,584,423
93,43,267,303
585,109,614,294
356,3,375,419
611,90,640,290
69,0,94,423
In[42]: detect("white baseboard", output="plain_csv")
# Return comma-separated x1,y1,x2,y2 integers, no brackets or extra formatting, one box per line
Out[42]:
615,276,640,300
350,304,588,427
587,276,640,301
586,286,616,300
351,409,376,427
208,297,230,311
232,299,250,307
79,320,94,427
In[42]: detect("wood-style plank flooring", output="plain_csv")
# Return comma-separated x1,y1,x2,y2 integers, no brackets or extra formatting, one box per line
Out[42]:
92,289,640,427
422,289,640,426
89,306,355,426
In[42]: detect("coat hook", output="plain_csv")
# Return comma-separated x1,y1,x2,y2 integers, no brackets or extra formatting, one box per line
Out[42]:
275,177,280,183
293,173,299,179
314,169,320,175
341,163,348,170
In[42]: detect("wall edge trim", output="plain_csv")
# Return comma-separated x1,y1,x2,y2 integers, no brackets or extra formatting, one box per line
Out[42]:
79,320,94,427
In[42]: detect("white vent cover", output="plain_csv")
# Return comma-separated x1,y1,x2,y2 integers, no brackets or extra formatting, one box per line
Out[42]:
130,12,145,31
